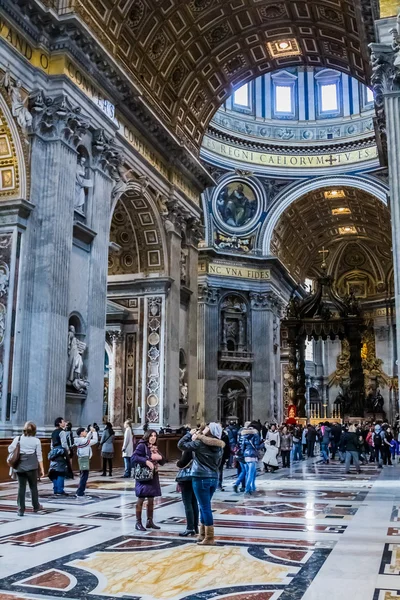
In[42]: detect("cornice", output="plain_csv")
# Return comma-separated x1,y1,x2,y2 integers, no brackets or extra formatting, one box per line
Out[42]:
4,0,214,189
205,126,377,157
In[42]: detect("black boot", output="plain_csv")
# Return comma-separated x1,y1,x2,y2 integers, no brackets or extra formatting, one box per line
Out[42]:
146,498,160,529
135,500,146,531
179,529,196,537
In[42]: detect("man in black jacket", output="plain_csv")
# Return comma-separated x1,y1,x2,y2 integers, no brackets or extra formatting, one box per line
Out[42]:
344,424,361,474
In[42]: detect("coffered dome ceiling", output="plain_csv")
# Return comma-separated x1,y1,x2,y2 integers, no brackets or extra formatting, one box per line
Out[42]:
75,0,375,151
271,187,393,298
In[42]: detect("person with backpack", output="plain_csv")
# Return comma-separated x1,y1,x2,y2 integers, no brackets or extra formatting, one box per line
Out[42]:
74,425,98,499
373,424,384,468
343,424,361,474
240,422,261,496
8,421,44,516
320,422,331,464
48,417,70,496
292,425,303,462
100,422,115,476
382,424,393,466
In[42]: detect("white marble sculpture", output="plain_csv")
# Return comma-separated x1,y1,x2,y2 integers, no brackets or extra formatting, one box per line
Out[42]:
75,156,93,212
1,68,32,132
67,325,85,385
180,382,188,403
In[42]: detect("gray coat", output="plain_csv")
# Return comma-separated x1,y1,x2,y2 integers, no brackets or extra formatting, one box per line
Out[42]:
101,430,115,454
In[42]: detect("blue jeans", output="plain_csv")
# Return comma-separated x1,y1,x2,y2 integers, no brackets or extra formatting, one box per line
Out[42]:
293,442,302,461
123,457,131,477
53,474,65,494
234,462,246,488
76,470,89,496
244,461,257,493
192,477,218,526
321,442,329,463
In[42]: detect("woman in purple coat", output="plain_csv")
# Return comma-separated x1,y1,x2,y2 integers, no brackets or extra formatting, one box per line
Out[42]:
132,429,165,531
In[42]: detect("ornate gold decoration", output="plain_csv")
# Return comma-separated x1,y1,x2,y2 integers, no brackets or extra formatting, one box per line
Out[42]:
0,99,20,198
267,38,301,58
332,207,351,215
329,331,390,393
339,226,357,235
324,190,346,199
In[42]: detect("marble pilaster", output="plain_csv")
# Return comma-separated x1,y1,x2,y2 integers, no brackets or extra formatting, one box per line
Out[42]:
80,147,115,426
164,215,181,427
18,95,90,430
250,292,281,422
185,225,201,425
197,284,219,423
370,28,400,361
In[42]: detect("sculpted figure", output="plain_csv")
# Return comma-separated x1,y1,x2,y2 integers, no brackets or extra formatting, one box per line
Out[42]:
75,156,93,212
67,325,84,385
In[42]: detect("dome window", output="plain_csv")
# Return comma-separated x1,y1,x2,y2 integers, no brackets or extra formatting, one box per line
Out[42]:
321,83,338,112
233,83,250,108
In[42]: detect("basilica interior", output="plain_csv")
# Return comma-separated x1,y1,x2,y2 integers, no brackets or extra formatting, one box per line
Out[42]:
0,0,400,598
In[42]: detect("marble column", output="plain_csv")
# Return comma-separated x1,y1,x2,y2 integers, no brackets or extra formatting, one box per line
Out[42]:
370,29,400,362
250,292,275,423
18,95,90,430
197,284,219,423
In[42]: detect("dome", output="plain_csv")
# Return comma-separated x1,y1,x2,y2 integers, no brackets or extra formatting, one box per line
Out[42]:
201,67,378,176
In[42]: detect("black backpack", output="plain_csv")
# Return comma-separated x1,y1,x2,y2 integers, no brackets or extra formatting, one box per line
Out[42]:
373,432,382,447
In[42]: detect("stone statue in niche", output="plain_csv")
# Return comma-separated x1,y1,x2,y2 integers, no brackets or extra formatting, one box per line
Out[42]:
67,325,88,392
1,68,32,132
180,249,187,285
75,155,93,213
180,382,188,403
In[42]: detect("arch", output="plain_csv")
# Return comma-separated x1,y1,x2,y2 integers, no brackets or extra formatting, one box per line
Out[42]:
218,376,250,396
261,175,389,255
0,90,28,200
68,312,86,335
108,182,167,276
79,0,373,149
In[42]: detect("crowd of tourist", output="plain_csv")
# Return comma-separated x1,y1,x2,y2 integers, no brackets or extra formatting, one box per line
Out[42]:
6,415,400,545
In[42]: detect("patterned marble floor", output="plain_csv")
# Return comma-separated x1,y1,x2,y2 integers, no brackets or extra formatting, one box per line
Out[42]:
0,457,398,600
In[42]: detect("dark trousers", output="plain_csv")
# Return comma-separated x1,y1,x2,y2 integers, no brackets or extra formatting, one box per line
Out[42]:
383,445,392,465
330,441,337,459
17,470,40,513
76,470,89,496
102,457,113,475
192,477,218,526
307,440,315,457
218,462,224,488
180,480,199,531
281,450,291,467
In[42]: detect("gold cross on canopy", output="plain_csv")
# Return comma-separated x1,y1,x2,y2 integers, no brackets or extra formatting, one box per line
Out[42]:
319,247,329,266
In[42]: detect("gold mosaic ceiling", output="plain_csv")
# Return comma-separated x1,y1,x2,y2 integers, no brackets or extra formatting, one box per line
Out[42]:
271,187,393,294
76,0,371,150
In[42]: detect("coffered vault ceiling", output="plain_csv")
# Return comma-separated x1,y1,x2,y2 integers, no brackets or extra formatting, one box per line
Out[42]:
271,187,393,296
74,0,374,151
